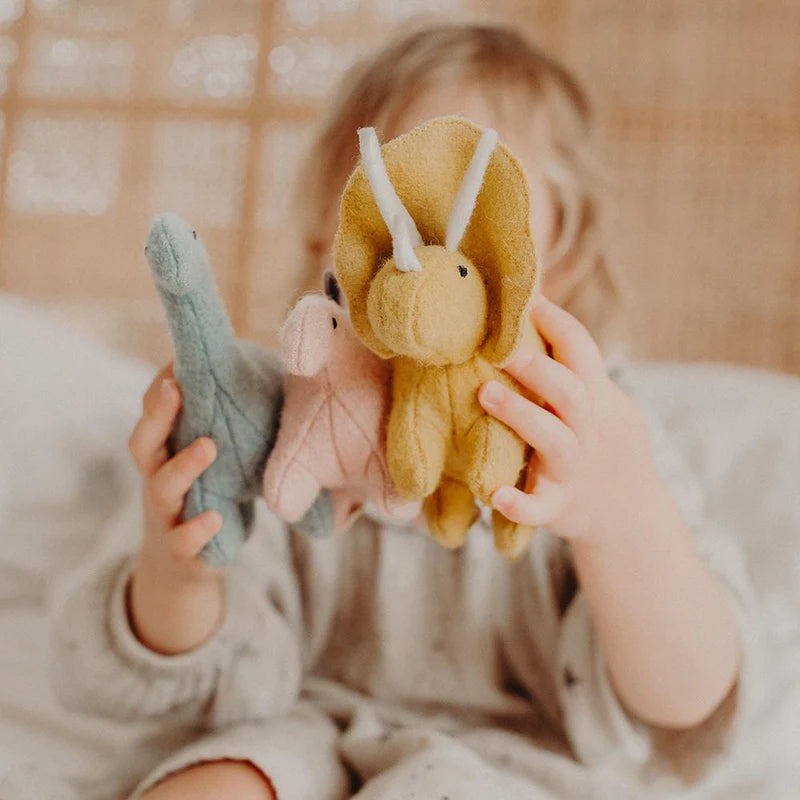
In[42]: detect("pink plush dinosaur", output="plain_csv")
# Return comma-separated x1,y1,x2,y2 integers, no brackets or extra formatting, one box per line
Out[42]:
263,275,419,532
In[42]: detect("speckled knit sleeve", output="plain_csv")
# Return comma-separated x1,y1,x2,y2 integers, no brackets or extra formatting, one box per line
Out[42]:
49,506,304,731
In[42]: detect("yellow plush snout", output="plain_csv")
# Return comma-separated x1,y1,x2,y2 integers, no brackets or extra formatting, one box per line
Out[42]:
366,245,488,366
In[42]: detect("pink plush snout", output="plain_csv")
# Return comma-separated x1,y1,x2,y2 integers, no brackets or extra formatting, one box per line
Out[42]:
279,295,339,377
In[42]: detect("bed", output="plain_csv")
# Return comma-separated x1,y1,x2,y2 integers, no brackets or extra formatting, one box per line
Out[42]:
1,293,798,798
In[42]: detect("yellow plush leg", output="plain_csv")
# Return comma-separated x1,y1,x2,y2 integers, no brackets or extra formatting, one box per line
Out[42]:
462,416,527,501
492,509,534,560
386,395,447,500
424,477,478,549
461,415,535,557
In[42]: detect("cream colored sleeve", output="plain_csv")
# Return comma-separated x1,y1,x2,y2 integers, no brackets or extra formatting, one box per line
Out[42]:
126,702,349,800
49,502,304,730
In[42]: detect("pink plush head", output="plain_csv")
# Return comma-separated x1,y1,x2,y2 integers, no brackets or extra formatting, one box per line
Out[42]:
280,295,342,376
265,271,419,530
280,273,363,377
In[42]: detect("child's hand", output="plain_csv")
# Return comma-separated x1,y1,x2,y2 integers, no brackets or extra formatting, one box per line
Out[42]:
478,294,655,542
127,363,225,654
480,297,742,728
128,362,221,575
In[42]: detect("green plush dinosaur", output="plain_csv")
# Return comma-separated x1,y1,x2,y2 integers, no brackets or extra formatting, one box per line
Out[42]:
144,213,332,567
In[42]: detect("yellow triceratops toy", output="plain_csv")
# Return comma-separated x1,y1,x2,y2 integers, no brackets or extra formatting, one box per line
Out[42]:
335,116,545,558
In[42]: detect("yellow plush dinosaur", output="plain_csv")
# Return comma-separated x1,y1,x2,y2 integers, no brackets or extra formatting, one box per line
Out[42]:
334,116,545,558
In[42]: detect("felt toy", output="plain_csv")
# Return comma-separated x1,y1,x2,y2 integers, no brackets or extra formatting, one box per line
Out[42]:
144,213,333,567
334,117,546,559
263,272,420,532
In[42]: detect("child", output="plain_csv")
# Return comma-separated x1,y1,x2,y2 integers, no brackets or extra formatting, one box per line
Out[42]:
51,24,758,800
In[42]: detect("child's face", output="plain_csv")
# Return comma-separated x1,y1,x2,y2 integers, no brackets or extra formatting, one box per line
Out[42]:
388,82,558,296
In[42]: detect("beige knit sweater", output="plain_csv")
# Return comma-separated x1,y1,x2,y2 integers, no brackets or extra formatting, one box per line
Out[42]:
49,364,761,800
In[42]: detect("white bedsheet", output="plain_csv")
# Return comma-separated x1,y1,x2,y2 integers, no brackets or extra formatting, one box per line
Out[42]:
0,295,167,797
1,294,798,798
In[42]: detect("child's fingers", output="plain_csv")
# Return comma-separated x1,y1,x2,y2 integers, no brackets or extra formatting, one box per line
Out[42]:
140,362,175,412
129,377,182,476
479,381,578,481
147,437,217,519
168,510,223,560
491,484,560,527
503,347,593,441
530,295,607,384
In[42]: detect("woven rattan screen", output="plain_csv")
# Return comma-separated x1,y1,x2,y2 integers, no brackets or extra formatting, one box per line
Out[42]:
0,0,798,372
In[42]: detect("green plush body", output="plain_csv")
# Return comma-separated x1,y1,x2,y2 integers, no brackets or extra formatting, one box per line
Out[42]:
145,213,332,567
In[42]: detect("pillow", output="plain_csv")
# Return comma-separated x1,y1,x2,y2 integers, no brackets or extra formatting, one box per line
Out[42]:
622,360,800,620
0,294,154,600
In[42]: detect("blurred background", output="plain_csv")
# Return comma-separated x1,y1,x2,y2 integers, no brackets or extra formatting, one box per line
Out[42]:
0,0,797,373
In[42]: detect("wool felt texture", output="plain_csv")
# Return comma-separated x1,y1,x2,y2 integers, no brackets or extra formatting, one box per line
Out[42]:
263,284,419,532
334,117,545,558
145,213,333,567
335,116,538,368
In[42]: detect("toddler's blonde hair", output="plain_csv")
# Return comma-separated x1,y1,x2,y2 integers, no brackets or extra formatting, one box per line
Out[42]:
296,23,627,354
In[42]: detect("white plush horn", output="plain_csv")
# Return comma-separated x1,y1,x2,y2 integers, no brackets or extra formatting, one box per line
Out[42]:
445,128,499,252
358,127,422,272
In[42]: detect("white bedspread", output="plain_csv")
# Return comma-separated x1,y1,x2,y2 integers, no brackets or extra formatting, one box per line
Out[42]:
1,294,798,798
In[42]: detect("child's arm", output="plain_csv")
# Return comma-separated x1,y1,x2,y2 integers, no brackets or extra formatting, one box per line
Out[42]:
126,362,225,655
479,295,741,730
50,364,302,727
567,470,740,729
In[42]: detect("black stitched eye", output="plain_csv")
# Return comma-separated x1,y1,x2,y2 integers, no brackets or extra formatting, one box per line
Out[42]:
458,265,468,277
191,229,197,240
332,317,338,330
324,270,342,305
